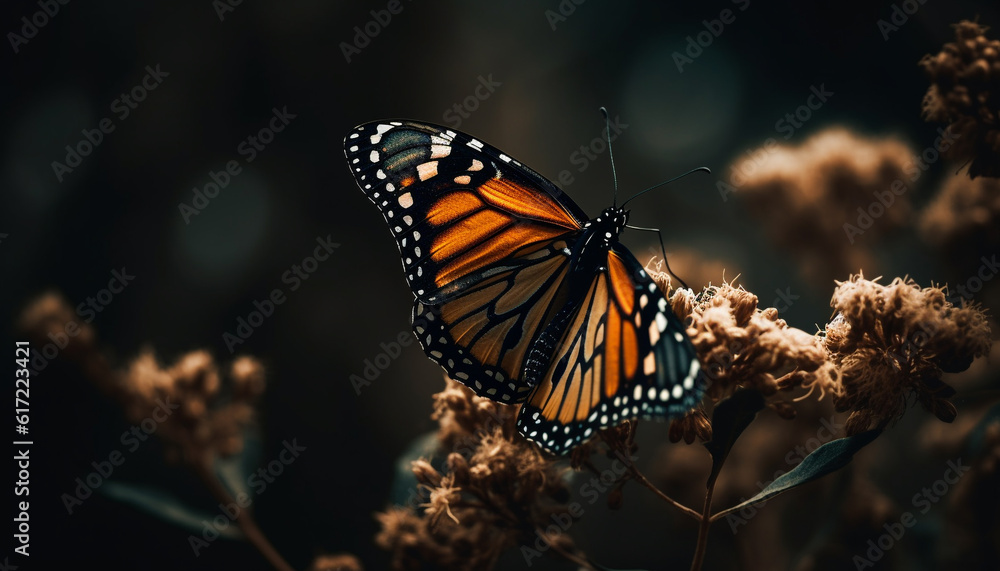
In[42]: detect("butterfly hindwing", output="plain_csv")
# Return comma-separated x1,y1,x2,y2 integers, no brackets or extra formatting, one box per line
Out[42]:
345,121,587,303
516,245,704,454
411,238,575,402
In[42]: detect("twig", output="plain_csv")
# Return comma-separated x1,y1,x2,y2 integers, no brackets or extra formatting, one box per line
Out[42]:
193,455,295,571
709,502,748,523
626,461,702,521
536,527,598,570
688,474,717,571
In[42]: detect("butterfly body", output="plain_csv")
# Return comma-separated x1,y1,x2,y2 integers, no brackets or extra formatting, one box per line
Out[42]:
345,120,704,454
521,206,629,386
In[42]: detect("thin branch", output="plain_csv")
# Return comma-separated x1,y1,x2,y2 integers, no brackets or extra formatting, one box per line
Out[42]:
627,462,702,521
709,501,749,523
689,475,717,571
536,527,598,571
193,455,295,571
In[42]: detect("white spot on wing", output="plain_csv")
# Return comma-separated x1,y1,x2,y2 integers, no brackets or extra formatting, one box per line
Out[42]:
683,360,699,390
417,161,438,181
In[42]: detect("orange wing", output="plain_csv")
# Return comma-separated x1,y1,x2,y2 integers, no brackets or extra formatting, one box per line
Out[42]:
517,247,704,454
345,121,586,304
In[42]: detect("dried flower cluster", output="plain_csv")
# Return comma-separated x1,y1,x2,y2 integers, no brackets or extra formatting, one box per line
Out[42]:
920,21,1000,178
824,274,992,434
649,273,842,443
18,293,266,465
375,378,584,570
308,553,364,571
17,291,104,376
644,251,741,293
729,128,914,284
919,175,1000,267
122,349,265,464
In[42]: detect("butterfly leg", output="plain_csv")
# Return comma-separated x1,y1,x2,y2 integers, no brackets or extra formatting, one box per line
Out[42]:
625,224,690,291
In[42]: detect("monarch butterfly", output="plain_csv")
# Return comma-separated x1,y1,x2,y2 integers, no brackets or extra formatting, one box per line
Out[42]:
344,120,704,454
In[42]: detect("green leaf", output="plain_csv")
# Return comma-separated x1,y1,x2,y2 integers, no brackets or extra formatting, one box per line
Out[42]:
101,480,244,540
722,428,882,514
704,388,766,485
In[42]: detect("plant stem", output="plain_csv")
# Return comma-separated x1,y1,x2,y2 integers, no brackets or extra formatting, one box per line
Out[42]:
689,475,718,571
628,464,702,521
536,527,598,570
194,456,295,571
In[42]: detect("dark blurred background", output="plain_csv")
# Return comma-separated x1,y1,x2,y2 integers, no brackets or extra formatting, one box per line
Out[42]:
2,1,998,569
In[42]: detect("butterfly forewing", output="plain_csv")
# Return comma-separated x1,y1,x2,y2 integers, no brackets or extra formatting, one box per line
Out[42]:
345,121,586,303
517,245,704,454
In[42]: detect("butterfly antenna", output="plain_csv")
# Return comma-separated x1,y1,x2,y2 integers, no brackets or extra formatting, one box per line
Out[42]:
621,167,712,208
600,107,620,207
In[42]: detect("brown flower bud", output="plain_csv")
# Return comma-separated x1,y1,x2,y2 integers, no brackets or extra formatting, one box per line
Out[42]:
411,459,443,487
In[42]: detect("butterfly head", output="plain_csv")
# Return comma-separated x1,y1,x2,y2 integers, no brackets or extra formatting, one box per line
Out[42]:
588,206,630,242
